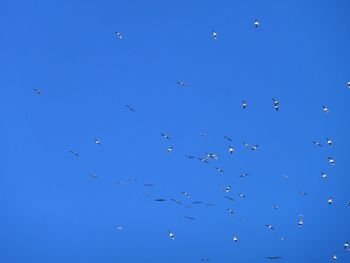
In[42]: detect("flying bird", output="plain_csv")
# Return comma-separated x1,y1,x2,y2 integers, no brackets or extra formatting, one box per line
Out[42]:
328,197,333,205
323,105,330,113
242,100,247,109
239,173,249,178
265,224,275,230
224,136,232,142
69,150,79,157
328,157,335,165
222,186,231,193
332,254,337,261
168,231,175,240
167,146,174,152
326,137,333,146
266,256,283,260
115,32,123,39
198,157,209,164
125,105,135,112
200,132,206,137
185,216,196,220
298,215,304,227
33,88,42,95
185,154,196,159
212,30,217,40
181,192,190,198
312,141,322,147
215,167,224,173
116,225,123,230
171,198,182,205
144,183,154,187
322,172,328,179
232,234,238,242
192,201,204,205
161,133,171,140
254,19,260,28
238,193,246,198
227,208,234,214
224,196,235,202
299,191,308,196
348,81,350,89
177,81,187,87
344,241,349,250
251,144,258,151
90,173,99,179
272,98,279,111
155,198,166,202
228,146,234,154
94,138,102,146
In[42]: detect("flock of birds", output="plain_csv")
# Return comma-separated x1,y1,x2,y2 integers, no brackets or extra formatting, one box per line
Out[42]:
32,19,350,262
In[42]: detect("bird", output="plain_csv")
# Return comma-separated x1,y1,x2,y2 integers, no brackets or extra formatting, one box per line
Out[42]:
185,154,196,159
198,157,209,164
322,172,328,179
328,157,335,165
232,234,238,242
265,224,275,230
69,150,79,157
90,173,99,179
160,133,171,140
168,231,175,240
167,146,174,152
212,30,217,40
222,186,231,193
332,254,337,261
33,88,42,95
94,138,102,146
323,105,330,113
200,132,206,137
192,201,204,205
254,19,260,28
116,225,123,230
251,144,258,151
228,146,234,154
298,215,304,227
344,241,349,250
115,32,123,39
125,105,135,112
242,100,247,109
239,173,249,178
312,141,322,147
238,193,246,198
274,205,279,210
206,203,215,207
201,258,211,262
224,196,235,202
176,81,187,87
206,152,218,160
272,98,279,111
227,208,234,214
181,192,190,198
215,167,224,173
171,198,182,205
299,191,308,196
243,142,250,148
185,216,196,220
326,137,333,146
347,201,350,206
144,183,154,187
224,136,232,142
266,256,283,260
155,198,166,202
348,81,350,89
328,197,333,205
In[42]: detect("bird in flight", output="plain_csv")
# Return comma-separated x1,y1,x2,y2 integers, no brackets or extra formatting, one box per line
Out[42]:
181,192,190,198
224,196,235,202
185,216,196,220
266,256,283,260
115,32,123,39
33,88,42,95
239,193,247,198
155,198,166,202
144,183,154,187
228,146,234,154
265,224,275,230
161,133,171,140
125,105,135,112
328,157,335,165
200,132,206,137
322,172,328,179
198,157,209,164
171,198,182,205
323,105,330,113
242,100,247,109
167,146,174,153
328,197,333,205
232,234,238,242
116,225,123,231
332,254,337,261
239,173,249,178
206,152,218,160
168,231,175,240
251,144,258,151
69,150,79,157
299,191,308,196
224,136,232,142
185,154,196,159
227,208,234,214
298,215,304,227
95,138,102,146
177,81,187,87
348,81,350,89
90,173,99,179
272,98,280,111
212,30,217,40
215,167,224,173
312,141,322,147
326,137,333,146
222,186,231,193
254,19,260,28
344,241,349,250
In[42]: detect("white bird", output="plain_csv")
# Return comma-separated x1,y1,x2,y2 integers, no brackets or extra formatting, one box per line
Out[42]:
223,186,231,193
274,205,279,210
212,30,217,40
206,152,218,160
327,137,333,146
332,254,337,261
239,193,246,198
251,144,258,151
167,146,174,152
168,231,175,240
90,173,99,179
228,146,234,154
344,241,349,250
298,215,304,227
312,141,322,147
328,197,333,205
181,192,190,198
116,226,123,230
272,98,279,111
328,157,335,165
242,100,247,109
227,208,234,214
215,167,224,173
322,172,328,179
177,81,187,87
348,81,350,89
95,138,102,145
265,224,275,230
161,133,171,140
200,132,206,137
115,32,123,39
254,19,260,28
323,105,330,113
232,234,238,242
239,173,249,178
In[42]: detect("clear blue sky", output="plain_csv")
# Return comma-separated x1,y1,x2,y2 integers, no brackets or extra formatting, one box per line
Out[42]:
1,0,349,262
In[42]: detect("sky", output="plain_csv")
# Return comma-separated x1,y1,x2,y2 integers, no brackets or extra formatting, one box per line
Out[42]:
0,0,350,262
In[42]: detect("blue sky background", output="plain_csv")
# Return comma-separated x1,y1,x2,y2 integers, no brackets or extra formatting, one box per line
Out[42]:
1,0,350,262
